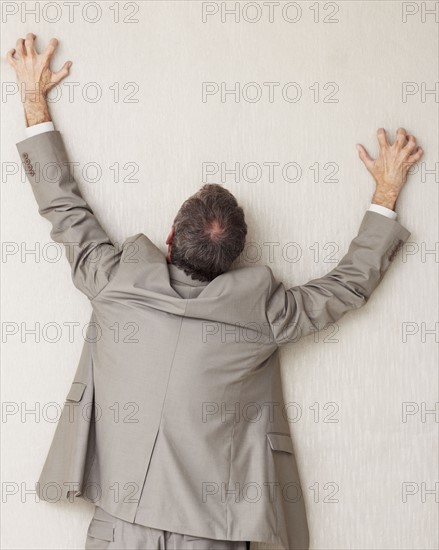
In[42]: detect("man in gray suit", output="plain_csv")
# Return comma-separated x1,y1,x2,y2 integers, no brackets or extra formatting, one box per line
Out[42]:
8,35,423,550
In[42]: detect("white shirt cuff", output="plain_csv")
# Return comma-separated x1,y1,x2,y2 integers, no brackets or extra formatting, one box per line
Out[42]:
368,203,397,220
25,121,55,138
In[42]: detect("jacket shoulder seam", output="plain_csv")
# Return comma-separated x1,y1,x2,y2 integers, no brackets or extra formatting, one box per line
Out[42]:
89,233,143,302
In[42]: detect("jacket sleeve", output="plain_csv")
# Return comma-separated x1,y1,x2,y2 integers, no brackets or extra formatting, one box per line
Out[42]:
16,130,121,300
265,210,411,347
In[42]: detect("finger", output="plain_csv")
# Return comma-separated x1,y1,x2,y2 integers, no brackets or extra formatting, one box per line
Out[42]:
356,143,375,171
402,135,417,155
6,48,17,67
394,127,407,150
51,60,72,84
376,128,389,149
407,146,423,164
43,37,59,60
24,32,37,57
16,38,25,57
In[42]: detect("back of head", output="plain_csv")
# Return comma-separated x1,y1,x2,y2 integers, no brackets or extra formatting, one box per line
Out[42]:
171,183,247,282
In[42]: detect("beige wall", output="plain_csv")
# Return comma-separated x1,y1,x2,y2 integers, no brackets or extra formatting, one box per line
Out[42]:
2,1,437,548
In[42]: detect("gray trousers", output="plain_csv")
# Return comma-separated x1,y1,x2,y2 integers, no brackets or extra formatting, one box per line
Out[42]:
85,506,251,550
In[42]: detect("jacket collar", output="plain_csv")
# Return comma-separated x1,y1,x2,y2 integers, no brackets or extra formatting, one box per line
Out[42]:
168,262,209,287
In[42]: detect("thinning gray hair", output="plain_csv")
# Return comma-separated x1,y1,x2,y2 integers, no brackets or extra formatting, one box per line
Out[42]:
170,183,247,282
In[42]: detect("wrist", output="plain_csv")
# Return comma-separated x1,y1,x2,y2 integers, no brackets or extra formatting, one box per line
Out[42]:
372,185,398,211
371,194,397,211
23,99,51,127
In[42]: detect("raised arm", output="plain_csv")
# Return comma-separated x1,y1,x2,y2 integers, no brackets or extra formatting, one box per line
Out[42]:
8,34,121,300
266,127,423,347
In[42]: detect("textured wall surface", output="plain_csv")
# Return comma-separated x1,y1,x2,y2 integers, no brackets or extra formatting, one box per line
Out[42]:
2,1,437,549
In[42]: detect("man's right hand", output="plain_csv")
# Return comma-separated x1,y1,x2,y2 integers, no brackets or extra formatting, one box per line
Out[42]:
356,127,423,210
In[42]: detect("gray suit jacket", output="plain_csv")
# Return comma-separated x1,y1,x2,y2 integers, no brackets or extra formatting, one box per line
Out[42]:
16,130,410,550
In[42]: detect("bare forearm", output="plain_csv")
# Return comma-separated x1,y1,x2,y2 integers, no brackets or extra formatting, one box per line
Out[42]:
23,98,51,127
371,186,397,211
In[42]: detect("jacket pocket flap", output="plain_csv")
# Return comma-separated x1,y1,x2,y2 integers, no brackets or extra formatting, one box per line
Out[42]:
87,518,114,542
66,382,86,402
267,433,294,454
